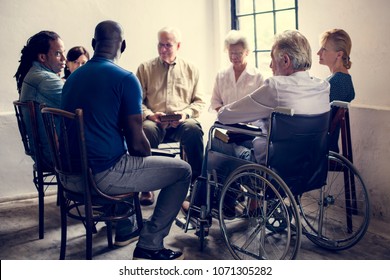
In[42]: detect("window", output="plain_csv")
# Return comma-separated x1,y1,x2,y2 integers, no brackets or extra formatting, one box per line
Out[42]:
231,0,298,78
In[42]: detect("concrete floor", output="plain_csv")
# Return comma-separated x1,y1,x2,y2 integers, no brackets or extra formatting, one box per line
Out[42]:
1,193,390,260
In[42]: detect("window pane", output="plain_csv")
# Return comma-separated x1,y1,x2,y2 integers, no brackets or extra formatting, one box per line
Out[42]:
237,15,255,50
257,52,272,79
275,10,296,33
275,0,296,10
255,13,274,50
232,0,297,70
247,50,257,68
255,0,273,12
236,0,253,15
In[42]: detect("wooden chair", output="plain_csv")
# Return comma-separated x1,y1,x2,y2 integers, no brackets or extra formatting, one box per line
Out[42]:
13,100,57,239
329,101,353,163
41,107,143,260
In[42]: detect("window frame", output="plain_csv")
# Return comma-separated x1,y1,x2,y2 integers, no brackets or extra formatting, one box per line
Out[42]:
231,0,299,68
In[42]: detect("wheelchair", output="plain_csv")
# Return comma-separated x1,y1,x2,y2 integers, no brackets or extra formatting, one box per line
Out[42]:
176,107,370,260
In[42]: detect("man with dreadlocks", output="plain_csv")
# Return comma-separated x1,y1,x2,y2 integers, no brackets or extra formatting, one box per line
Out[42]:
14,31,66,168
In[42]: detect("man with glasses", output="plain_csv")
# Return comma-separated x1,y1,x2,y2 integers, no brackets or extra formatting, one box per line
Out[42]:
136,26,205,206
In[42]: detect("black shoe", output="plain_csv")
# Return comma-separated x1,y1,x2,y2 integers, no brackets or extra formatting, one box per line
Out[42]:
140,192,155,206
114,229,140,247
133,247,184,260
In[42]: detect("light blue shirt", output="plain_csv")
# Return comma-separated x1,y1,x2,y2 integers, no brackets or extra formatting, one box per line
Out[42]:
20,61,64,167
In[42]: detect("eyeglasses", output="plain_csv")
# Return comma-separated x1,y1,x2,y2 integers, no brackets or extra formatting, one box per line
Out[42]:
229,51,244,57
158,43,175,49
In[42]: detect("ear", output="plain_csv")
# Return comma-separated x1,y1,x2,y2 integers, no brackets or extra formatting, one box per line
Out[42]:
336,50,344,58
121,40,126,53
176,42,181,50
37,53,46,63
282,54,290,67
91,38,96,50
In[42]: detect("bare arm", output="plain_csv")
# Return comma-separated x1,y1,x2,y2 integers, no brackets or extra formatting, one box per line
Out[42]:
123,113,151,157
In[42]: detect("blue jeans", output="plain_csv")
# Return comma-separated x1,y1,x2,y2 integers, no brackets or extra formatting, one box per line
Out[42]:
94,153,191,251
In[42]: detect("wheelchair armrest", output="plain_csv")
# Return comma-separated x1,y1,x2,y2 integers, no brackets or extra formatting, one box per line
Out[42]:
151,148,176,157
331,100,349,109
213,121,264,137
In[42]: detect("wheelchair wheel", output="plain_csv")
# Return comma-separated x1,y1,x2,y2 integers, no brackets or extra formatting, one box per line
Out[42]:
218,164,301,260
298,152,370,250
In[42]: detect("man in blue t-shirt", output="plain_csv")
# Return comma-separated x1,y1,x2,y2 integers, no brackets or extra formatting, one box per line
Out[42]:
62,20,191,260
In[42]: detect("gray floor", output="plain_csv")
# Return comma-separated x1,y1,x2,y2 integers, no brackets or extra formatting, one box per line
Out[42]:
1,193,390,260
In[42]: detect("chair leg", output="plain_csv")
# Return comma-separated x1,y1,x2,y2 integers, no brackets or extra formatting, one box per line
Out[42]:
85,202,93,260
59,189,67,260
134,194,143,231
35,171,45,239
106,221,113,248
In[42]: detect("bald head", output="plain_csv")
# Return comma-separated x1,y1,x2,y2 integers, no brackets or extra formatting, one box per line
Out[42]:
92,20,125,60
94,20,123,41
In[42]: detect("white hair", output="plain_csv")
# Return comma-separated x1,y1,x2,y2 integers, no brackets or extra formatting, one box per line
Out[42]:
157,26,182,43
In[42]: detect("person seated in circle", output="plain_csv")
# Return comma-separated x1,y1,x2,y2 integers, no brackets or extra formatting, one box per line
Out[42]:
317,29,355,153
63,46,90,80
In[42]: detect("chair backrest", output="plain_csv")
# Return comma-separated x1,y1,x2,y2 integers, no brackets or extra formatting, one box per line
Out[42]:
266,109,330,196
330,101,353,162
41,107,125,202
13,100,50,170
41,107,89,194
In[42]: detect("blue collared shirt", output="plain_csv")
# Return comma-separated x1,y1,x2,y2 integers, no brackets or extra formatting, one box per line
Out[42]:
20,61,64,167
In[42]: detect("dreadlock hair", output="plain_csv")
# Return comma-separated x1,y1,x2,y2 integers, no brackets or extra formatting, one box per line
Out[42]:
14,31,60,94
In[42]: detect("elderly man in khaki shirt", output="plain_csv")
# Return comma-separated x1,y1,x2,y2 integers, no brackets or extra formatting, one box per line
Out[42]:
136,26,205,205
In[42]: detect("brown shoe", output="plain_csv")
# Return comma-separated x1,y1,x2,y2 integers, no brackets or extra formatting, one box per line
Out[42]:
140,191,155,206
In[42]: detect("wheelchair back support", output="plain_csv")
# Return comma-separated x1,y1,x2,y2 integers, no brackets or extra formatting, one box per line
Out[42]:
266,111,330,195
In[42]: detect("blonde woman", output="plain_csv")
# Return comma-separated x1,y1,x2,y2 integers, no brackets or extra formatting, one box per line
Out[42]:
317,29,355,152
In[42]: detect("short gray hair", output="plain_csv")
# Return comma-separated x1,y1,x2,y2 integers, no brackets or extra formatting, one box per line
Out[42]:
224,29,250,51
158,26,182,43
272,30,312,71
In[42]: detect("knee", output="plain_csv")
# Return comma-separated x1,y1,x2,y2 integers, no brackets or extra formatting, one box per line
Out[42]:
181,119,203,137
143,120,162,147
143,120,159,135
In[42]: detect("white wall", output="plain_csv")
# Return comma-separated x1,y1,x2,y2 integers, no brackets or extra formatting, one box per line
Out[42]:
0,0,389,222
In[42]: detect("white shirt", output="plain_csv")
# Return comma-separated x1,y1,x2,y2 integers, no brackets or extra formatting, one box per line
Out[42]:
217,71,330,163
210,64,264,110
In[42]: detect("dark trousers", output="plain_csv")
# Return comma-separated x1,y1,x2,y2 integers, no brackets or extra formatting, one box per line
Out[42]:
143,118,204,182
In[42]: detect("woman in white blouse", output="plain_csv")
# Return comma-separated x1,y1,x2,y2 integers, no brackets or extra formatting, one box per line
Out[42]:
210,30,265,112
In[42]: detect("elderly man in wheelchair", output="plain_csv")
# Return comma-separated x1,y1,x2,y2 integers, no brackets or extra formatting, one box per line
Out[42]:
177,30,370,260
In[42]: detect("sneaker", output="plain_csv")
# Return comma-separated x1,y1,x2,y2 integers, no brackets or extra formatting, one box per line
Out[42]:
133,247,184,260
114,229,140,247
